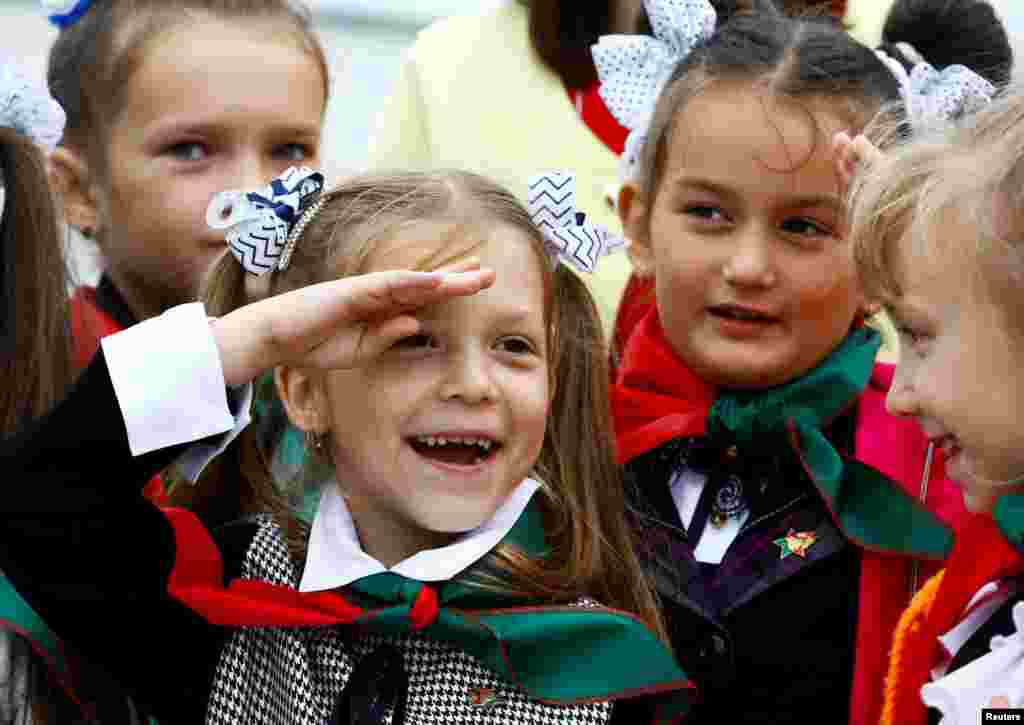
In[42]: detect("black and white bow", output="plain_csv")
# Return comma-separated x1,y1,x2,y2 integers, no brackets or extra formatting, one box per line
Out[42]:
206,166,325,276
527,172,626,274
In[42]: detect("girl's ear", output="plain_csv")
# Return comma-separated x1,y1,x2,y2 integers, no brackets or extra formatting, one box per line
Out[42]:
618,182,655,276
49,146,99,235
275,366,330,433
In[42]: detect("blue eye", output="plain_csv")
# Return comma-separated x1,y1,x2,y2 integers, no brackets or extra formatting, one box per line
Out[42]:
166,142,206,162
275,143,311,162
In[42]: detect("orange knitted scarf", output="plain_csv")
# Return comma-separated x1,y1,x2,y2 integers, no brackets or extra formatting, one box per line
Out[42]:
881,513,1024,725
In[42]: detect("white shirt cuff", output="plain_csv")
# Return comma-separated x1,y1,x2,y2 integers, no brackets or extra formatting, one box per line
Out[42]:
102,302,240,456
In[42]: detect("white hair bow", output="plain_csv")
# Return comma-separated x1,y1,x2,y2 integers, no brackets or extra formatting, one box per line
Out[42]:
527,172,626,274
875,50,995,131
206,166,325,276
592,0,717,182
0,62,65,152
40,0,94,27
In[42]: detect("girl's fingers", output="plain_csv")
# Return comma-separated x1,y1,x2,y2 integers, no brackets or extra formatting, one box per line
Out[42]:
345,268,495,317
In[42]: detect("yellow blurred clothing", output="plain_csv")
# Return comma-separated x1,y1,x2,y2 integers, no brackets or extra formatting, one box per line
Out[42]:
367,0,899,359
366,2,628,329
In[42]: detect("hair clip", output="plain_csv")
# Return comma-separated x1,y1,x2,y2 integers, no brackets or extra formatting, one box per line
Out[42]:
206,166,325,276
875,50,995,131
0,61,66,152
40,0,94,28
528,171,626,274
592,0,717,182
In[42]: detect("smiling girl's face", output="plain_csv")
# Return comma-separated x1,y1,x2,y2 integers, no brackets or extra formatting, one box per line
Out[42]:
311,225,551,566
624,84,865,389
883,208,1024,512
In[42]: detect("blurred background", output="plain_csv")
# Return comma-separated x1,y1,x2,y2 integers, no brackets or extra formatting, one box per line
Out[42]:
0,0,1020,284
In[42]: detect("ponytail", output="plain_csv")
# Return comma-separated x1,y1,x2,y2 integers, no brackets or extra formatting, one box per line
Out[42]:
0,128,72,437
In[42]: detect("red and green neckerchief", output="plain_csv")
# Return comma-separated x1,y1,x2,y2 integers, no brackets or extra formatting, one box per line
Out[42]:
611,307,952,560
165,498,695,722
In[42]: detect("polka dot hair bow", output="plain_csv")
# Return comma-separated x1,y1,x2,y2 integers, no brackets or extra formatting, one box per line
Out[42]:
592,0,716,182
528,171,626,274
875,51,995,131
206,166,325,276
0,61,65,152
40,0,94,28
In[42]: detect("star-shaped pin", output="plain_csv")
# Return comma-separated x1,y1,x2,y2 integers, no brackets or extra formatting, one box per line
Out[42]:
774,529,817,559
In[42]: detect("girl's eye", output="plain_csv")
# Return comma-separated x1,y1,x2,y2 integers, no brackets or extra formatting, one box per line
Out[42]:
274,143,311,162
896,323,930,350
683,204,726,223
781,216,831,237
393,333,437,351
496,337,536,356
166,142,206,162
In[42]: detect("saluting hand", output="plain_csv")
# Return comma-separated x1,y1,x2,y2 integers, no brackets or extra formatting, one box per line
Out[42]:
212,261,495,386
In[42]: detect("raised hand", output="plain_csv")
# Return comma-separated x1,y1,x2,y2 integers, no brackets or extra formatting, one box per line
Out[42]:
213,262,495,385
833,131,883,198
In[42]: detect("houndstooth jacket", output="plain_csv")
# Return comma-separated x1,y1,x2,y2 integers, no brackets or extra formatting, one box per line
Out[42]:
205,516,615,725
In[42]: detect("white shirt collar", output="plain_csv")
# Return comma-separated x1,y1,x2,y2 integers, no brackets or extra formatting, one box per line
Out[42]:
299,478,542,593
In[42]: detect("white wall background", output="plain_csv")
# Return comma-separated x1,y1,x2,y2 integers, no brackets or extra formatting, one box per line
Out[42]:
1,0,1021,284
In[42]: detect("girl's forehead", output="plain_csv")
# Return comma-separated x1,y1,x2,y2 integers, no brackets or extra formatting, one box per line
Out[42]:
663,87,846,201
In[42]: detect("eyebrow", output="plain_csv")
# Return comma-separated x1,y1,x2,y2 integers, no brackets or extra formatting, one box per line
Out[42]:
670,177,842,210
145,117,320,144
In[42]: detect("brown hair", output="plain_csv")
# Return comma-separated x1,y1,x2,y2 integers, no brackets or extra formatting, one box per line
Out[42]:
47,0,329,174
0,128,83,723
0,128,72,438
850,85,1024,322
634,0,1010,206
522,0,836,89
187,170,668,642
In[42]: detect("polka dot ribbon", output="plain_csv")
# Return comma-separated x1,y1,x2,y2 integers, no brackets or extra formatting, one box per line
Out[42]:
591,0,717,182
875,50,996,131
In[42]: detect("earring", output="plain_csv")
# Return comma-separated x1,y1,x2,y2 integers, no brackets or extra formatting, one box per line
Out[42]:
305,431,327,453
79,225,94,239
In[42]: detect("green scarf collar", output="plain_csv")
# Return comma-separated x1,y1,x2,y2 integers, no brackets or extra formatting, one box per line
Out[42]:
345,501,693,717
709,327,952,559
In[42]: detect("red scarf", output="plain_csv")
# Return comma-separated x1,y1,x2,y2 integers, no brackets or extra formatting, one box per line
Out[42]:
610,309,714,464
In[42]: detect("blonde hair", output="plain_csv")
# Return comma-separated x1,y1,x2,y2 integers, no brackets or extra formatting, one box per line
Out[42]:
850,85,1024,324
187,170,668,643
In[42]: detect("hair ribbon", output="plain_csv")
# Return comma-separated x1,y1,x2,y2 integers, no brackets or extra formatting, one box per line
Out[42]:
40,0,95,28
206,166,325,276
0,61,65,152
875,50,996,131
528,171,626,273
591,0,716,182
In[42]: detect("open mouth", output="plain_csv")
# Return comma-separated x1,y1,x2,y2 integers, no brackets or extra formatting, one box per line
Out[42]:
409,435,502,467
708,304,778,323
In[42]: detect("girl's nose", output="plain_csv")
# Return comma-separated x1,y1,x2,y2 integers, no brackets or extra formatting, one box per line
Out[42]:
722,227,776,287
440,349,496,405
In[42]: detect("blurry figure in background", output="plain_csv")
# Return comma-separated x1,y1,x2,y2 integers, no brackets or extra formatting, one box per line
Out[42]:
0,58,140,725
44,0,329,370
43,0,330,504
367,0,884,331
